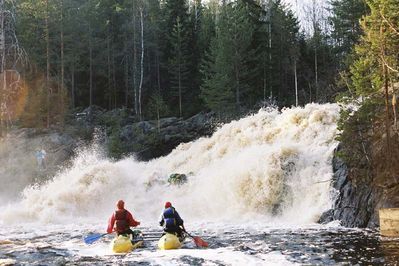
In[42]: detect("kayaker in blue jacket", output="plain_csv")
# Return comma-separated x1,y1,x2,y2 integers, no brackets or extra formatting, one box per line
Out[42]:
159,202,185,239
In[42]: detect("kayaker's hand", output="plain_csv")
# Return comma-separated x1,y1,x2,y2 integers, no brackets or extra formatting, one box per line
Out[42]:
137,222,141,225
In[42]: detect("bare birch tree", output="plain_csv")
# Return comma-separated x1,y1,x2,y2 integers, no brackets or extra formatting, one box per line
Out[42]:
60,0,65,122
138,6,144,120
0,0,27,135
304,0,322,102
45,0,50,127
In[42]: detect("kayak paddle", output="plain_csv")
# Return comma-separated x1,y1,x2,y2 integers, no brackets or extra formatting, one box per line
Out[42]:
84,232,110,244
184,230,209,248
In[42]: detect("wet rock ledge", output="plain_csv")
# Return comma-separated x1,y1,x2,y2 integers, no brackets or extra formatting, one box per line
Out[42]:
319,145,399,228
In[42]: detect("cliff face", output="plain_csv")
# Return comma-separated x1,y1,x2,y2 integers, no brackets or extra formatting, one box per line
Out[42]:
319,146,381,228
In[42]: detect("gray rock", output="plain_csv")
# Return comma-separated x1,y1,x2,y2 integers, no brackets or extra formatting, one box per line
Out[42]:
319,145,384,228
118,112,216,160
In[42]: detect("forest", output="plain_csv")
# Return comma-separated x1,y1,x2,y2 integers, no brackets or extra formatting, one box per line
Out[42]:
0,0,397,135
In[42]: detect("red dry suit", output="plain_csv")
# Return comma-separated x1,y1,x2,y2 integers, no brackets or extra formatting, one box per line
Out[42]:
107,209,140,234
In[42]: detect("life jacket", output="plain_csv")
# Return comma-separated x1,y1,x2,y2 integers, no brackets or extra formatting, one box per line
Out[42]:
115,209,129,233
163,207,181,228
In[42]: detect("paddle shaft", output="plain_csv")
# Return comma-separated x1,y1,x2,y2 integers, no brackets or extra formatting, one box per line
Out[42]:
183,229,194,239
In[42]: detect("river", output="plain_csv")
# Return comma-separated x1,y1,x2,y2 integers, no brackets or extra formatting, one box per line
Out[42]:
1,104,398,265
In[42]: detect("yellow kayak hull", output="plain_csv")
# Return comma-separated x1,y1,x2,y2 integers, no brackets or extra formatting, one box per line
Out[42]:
158,233,182,250
111,235,143,253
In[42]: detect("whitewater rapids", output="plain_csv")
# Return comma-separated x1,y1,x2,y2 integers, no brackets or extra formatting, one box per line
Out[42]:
7,103,396,265
0,103,340,225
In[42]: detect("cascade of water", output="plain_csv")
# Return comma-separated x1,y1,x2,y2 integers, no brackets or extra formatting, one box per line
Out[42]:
0,103,340,225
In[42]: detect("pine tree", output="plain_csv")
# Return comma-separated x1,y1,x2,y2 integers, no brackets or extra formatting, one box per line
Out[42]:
350,0,399,160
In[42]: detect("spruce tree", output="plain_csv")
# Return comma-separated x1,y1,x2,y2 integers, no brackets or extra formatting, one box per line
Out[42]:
330,0,368,50
200,0,256,114
169,16,191,117
329,0,369,63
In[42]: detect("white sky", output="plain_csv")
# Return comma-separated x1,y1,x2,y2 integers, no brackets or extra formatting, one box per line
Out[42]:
282,0,331,32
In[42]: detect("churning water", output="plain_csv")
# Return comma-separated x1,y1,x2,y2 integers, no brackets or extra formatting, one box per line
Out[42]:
1,103,398,265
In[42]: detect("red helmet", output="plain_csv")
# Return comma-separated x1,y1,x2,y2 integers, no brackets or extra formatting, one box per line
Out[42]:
165,201,172,208
116,200,125,209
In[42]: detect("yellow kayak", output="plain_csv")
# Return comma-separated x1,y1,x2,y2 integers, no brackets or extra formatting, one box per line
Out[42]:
110,235,143,253
158,233,182,250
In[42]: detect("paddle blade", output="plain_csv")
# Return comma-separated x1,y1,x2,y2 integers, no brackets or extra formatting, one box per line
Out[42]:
193,236,208,248
84,233,104,244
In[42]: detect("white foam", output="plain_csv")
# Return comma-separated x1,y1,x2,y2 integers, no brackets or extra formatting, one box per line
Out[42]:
0,103,340,225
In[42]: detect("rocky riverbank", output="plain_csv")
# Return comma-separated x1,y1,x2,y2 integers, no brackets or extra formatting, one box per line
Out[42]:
71,106,217,160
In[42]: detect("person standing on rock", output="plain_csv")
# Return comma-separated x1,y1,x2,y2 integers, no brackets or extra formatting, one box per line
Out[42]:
107,200,141,239
35,148,47,170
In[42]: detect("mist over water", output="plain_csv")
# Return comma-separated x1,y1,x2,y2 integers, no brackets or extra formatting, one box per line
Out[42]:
0,134,38,204
0,103,340,226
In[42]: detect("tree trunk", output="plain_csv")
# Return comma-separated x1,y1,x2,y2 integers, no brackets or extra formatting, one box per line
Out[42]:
393,93,397,130
132,0,138,115
60,0,64,123
380,23,391,166
71,59,75,108
314,46,318,101
263,53,266,101
139,8,144,120
45,0,50,128
234,49,240,111
124,35,129,107
89,23,93,107
294,59,298,107
176,21,182,117
157,105,160,133
178,58,182,117
268,20,272,99
0,0,6,136
112,45,116,108
157,50,161,92
107,34,111,108
383,63,391,164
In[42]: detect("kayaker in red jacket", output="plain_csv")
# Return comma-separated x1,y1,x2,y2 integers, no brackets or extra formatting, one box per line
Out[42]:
107,200,140,238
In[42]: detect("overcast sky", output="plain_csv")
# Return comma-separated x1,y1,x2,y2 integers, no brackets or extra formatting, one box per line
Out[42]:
282,0,330,31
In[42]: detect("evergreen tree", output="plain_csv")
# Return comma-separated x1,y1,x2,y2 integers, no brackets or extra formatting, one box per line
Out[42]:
160,0,200,117
350,0,399,158
260,0,300,105
329,0,369,62
169,16,191,117
351,0,399,97
201,0,256,114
